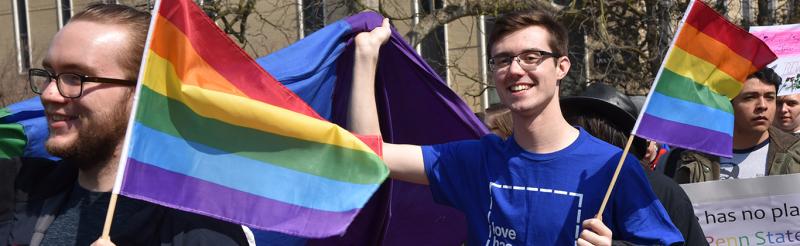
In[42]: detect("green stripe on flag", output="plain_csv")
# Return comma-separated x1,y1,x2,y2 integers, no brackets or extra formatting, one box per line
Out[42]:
655,69,734,114
135,86,387,184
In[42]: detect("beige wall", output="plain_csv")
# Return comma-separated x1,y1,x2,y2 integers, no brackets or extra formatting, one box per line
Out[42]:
0,0,489,112
28,0,59,69
0,0,15,68
239,0,299,57
447,16,484,111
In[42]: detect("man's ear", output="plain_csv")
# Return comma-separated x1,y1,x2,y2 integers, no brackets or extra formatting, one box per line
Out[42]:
556,56,571,80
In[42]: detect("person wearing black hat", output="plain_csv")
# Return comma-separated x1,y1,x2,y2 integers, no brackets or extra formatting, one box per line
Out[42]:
663,68,800,183
561,83,707,245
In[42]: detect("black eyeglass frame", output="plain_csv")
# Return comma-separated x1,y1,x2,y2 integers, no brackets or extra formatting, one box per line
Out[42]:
488,50,562,72
28,68,136,98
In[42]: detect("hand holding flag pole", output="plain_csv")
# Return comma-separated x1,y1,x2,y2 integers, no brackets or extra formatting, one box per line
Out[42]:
594,135,635,220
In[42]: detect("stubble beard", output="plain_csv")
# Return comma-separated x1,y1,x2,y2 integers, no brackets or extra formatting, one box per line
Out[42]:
46,102,131,171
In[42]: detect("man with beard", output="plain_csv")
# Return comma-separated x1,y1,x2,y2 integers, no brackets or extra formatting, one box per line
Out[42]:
0,4,247,245
664,68,800,183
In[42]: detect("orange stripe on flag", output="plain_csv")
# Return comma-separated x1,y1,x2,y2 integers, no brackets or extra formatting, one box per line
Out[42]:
675,24,758,83
149,15,247,97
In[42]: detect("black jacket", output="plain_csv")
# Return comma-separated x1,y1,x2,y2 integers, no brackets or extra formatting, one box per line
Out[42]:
645,171,706,245
1,158,248,246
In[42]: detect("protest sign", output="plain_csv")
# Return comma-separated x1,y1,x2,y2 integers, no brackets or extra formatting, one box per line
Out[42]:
682,174,800,246
750,24,800,96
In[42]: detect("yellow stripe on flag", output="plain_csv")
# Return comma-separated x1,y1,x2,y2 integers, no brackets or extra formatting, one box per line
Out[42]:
664,47,743,99
142,51,377,154
675,24,758,83
148,15,247,97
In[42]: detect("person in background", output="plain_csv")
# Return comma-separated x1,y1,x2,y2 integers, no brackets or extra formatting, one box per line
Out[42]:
663,68,800,183
774,93,800,135
484,103,513,139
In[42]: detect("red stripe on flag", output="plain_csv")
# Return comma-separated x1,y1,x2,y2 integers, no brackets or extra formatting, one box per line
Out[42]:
685,0,776,68
156,0,323,120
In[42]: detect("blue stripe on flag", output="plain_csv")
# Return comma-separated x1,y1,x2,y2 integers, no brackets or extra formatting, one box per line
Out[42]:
128,123,380,212
644,92,733,135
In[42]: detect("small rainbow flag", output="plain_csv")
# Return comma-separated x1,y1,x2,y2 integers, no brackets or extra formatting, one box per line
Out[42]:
633,0,777,158
114,0,388,238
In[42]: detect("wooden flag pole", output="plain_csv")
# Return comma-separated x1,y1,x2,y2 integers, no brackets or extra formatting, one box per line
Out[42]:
101,192,120,239
595,135,635,220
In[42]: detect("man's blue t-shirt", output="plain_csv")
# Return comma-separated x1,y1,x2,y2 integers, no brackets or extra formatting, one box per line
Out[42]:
422,128,683,245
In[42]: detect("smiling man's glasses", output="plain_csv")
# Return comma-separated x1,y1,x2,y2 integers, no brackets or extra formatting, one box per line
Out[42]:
488,50,560,73
28,68,135,98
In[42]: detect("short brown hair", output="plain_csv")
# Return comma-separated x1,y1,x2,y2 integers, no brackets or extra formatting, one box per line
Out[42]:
70,3,151,81
489,8,568,58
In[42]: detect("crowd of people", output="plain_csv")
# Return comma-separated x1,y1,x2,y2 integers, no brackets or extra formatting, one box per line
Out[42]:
1,2,798,246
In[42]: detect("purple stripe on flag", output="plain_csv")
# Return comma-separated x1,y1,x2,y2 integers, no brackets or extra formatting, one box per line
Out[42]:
120,158,359,238
637,114,732,157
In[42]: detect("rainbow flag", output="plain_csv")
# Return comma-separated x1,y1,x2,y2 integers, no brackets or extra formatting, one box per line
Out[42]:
114,0,388,238
632,0,777,158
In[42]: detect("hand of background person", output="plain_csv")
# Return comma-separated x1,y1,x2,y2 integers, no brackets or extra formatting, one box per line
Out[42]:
578,218,612,246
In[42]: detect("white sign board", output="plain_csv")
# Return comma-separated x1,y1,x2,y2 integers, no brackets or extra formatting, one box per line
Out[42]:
750,24,800,96
682,173,800,245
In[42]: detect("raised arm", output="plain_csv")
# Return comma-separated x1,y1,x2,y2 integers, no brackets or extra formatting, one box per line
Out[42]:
349,18,428,185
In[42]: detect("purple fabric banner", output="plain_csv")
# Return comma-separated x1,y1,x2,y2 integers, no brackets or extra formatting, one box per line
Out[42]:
258,11,488,244
306,12,488,245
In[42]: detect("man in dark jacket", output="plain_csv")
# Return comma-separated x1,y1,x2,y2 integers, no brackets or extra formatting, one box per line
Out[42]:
0,3,247,245
663,68,800,183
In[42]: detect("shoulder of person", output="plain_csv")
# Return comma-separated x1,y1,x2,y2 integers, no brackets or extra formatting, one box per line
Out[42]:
676,149,717,164
160,208,249,246
769,126,800,151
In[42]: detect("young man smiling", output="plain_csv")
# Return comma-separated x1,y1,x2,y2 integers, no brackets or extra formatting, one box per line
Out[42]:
348,7,682,246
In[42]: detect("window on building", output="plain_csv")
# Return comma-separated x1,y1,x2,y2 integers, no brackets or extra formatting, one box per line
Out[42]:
419,0,448,83
483,16,499,106
741,0,752,26
303,0,324,37
13,0,31,74
57,0,72,28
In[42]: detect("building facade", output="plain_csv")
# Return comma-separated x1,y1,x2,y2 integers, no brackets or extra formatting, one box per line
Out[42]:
2,0,798,110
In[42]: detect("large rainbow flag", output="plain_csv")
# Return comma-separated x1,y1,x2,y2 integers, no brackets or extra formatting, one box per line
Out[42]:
113,0,388,238
632,0,777,158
